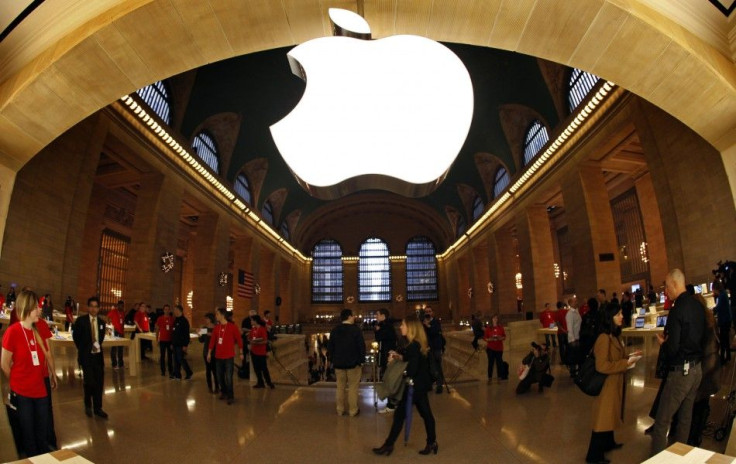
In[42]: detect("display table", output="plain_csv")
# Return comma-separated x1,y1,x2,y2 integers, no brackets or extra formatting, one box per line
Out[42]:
134,331,199,361
642,442,736,463
8,449,94,463
621,326,664,355
47,332,138,376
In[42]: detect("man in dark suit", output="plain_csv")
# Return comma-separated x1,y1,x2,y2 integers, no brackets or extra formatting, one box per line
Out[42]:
72,296,108,419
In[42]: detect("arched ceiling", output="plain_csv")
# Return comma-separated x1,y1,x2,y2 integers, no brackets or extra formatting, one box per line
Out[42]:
175,43,558,238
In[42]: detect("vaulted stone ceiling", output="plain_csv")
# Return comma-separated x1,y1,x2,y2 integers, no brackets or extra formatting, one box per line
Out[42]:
174,43,560,251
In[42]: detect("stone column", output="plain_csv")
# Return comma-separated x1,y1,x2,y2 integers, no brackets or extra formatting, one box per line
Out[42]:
190,212,229,323
561,163,622,298
471,240,491,316
634,173,668,286
126,172,184,308
492,227,518,315
515,205,557,314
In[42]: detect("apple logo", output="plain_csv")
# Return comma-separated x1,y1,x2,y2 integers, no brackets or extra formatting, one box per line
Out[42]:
270,8,474,200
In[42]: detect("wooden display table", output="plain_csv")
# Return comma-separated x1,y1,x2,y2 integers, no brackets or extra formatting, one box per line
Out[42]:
642,442,736,463
47,332,138,376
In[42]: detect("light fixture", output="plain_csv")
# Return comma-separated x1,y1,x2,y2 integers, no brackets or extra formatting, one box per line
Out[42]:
270,9,473,199
640,242,649,263
554,263,560,279
515,273,523,290
186,290,193,309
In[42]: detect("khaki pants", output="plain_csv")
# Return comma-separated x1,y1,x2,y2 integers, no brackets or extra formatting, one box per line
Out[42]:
335,366,362,416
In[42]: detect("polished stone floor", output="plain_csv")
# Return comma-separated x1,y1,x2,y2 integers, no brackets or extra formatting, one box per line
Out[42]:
25,342,735,464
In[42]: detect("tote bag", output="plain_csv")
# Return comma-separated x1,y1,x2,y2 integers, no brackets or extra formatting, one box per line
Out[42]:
574,350,606,396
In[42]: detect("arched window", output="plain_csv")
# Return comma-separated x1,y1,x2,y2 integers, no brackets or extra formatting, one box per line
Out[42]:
359,238,390,302
262,200,274,226
234,173,252,204
312,239,343,303
456,215,467,239
472,195,484,222
135,80,172,125
522,120,549,166
279,221,290,241
406,237,438,301
568,68,600,112
493,167,510,199
192,131,219,174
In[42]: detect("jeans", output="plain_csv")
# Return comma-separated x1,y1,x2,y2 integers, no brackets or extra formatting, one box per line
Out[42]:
43,377,57,449
430,349,445,389
12,392,52,458
719,325,731,362
486,349,504,379
159,341,173,376
335,366,362,415
110,330,124,367
557,332,568,364
172,345,192,379
251,353,273,386
544,333,557,348
651,362,702,455
216,358,235,399
204,354,219,392
384,387,436,446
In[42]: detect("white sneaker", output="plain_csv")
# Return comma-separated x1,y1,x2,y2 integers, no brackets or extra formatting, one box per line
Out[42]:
378,407,395,414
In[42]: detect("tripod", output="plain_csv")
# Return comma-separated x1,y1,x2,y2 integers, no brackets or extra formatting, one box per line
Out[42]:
445,346,481,390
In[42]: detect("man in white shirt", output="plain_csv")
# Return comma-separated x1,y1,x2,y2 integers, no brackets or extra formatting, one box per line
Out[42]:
565,296,582,377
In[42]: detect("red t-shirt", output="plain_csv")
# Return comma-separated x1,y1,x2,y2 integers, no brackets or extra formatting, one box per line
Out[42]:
249,326,268,356
539,310,555,328
64,304,74,323
157,315,174,342
579,303,590,318
134,311,150,332
34,319,53,378
555,309,569,333
483,325,505,351
2,323,48,397
107,309,124,334
208,322,243,359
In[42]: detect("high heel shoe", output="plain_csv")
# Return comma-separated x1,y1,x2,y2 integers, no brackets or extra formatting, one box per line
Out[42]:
372,444,394,456
418,442,438,455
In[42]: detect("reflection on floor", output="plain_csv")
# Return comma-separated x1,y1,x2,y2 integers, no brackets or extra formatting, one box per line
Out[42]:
39,341,733,464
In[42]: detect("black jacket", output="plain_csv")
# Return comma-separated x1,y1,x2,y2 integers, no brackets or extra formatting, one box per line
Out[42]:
374,320,398,354
425,318,443,351
664,292,705,365
402,341,432,393
172,316,191,346
72,314,107,363
327,323,365,369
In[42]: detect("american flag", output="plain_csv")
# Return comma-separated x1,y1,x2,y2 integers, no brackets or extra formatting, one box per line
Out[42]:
237,270,255,299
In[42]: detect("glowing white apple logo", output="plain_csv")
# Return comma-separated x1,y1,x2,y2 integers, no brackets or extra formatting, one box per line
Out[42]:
270,9,474,200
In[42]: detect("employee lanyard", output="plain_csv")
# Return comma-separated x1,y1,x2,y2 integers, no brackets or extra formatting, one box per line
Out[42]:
220,324,227,339
21,325,40,361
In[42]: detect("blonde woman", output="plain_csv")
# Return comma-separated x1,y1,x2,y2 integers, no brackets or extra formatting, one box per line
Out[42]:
373,314,438,456
1,290,56,457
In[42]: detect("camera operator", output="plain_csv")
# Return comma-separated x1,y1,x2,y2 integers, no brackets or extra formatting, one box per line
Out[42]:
422,306,446,394
515,342,551,394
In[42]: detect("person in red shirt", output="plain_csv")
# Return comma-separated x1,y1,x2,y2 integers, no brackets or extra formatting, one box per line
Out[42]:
133,302,151,360
483,314,507,383
539,303,557,348
156,304,174,377
107,300,125,369
249,315,274,389
63,296,75,331
207,307,244,404
263,310,274,336
1,289,56,457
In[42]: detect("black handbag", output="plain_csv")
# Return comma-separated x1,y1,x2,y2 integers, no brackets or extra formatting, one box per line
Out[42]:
574,350,606,396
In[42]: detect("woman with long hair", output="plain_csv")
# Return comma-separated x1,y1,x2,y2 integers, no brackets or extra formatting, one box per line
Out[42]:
1,289,56,457
585,305,640,464
249,315,274,389
373,314,437,456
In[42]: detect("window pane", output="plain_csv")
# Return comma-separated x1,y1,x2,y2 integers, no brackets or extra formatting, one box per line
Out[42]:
359,238,390,302
523,120,549,166
192,131,219,173
280,221,290,240
472,195,484,221
406,237,438,301
312,240,343,303
493,167,510,198
135,81,172,125
262,201,274,226
568,68,600,112
234,173,252,204
97,229,130,310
